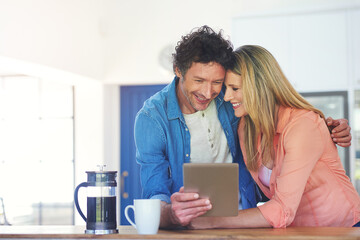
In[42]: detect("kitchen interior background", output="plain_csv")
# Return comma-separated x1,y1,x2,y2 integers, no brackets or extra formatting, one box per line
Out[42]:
0,0,360,226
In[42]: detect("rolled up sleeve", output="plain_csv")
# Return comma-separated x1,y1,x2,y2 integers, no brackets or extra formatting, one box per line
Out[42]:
258,116,325,228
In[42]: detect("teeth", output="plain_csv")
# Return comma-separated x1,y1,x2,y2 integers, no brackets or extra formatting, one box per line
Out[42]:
196,95,207,101
232,103,242,107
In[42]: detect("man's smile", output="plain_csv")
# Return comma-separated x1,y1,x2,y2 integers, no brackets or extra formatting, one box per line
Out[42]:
194,94,210,104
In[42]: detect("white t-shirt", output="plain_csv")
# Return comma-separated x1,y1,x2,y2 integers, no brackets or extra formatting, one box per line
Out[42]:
259,164,272,188
183,100,232,164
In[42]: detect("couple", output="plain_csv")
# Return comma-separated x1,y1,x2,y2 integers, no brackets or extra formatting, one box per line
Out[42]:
134,26,359,228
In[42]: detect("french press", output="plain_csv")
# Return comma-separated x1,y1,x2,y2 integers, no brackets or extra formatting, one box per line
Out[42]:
74,165,118,234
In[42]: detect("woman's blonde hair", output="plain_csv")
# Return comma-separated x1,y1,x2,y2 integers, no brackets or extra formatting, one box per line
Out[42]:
232,45,325,171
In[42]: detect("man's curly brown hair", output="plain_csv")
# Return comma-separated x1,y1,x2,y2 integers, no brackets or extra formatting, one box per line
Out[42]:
172,25,234,76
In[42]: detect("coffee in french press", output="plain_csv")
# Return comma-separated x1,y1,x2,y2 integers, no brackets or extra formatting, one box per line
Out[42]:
74,165,118,234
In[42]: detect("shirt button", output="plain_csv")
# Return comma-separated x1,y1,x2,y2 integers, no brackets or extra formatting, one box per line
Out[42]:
208,129,210,133
211,144,214,148
186,154,189,157
185,128,188,131
202,113,205,117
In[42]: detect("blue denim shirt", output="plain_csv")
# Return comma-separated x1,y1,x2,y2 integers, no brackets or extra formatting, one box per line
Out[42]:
134,77,259,209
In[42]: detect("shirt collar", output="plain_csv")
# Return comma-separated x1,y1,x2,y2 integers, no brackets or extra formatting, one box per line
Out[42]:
215,85,225,110
166,76,183,120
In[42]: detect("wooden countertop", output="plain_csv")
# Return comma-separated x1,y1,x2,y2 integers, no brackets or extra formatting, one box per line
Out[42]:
0,225,359,239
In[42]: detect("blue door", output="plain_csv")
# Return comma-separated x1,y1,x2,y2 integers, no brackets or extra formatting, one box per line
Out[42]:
120,84,167,225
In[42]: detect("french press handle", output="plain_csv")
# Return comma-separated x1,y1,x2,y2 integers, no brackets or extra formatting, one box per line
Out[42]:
74,182,89,222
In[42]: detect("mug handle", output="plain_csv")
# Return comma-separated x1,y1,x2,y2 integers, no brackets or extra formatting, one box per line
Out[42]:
124,205,136,228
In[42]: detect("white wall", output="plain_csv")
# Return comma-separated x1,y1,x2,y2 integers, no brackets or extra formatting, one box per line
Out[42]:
101,0,238,85
73,80,104,224
0,0,106,225
0,0,104,80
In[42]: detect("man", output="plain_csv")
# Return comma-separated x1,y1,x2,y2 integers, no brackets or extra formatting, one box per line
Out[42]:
134,25,351,229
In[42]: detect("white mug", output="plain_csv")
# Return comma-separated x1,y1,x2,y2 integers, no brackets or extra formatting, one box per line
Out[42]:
124,199,161,234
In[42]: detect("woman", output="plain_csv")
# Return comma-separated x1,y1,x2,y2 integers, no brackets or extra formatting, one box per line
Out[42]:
190,45,360,228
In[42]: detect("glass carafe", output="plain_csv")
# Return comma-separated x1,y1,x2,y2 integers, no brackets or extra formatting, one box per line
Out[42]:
74,165,118,234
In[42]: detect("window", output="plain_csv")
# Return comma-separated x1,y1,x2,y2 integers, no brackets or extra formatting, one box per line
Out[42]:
355,90,360,193
0,75,74,225
301,91,349,175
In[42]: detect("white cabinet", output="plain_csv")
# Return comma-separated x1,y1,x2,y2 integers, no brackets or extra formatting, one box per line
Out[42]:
232,15,292,85
232,15,291,75
349,9,360,87
289,11,348,92
232,8,354,92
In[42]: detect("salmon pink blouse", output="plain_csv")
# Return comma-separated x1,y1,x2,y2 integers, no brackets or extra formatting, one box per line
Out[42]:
239,106,360,228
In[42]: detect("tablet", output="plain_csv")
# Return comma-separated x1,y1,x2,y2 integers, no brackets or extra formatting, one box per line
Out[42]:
183,163,239,217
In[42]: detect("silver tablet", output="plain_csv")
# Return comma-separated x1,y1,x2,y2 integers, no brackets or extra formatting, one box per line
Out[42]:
183,163,239,217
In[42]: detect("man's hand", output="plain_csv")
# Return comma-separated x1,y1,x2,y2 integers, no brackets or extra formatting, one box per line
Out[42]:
167,187,212,227
326,117,352,147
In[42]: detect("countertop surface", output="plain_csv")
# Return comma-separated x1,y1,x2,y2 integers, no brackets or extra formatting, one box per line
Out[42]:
0,225,360,239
